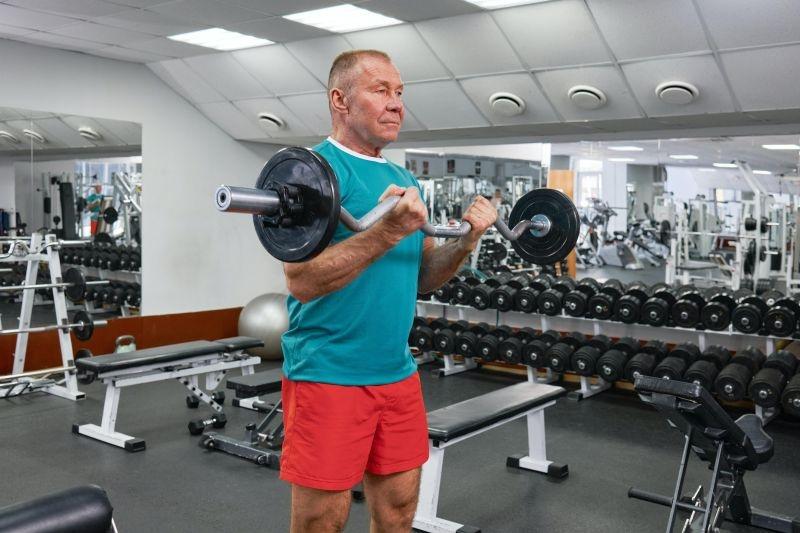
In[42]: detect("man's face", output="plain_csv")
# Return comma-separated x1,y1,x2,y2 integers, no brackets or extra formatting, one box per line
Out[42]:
94,185,102,193
344,56,404,147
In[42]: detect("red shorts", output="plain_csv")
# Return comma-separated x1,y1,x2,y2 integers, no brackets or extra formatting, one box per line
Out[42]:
279,372,429,491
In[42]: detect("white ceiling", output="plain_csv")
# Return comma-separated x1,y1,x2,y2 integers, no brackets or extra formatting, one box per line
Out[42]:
1,0,800,146
0,106,142,155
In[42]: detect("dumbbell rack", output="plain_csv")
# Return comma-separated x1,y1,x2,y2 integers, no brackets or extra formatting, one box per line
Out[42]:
79,266,141,317
0,233,85,401
416,300,792,423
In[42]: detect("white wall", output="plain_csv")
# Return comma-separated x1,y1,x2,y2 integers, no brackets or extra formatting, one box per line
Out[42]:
0,159,14,213
602,162,628,233
0,39,285,315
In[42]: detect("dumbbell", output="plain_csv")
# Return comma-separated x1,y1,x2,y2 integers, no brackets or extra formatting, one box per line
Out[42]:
700,288,736,331
476,325,514,362
454,322,491,358
625,340,668,380
521,330,559,368
684,360,720,390
433,277,457,304
545,342,575,373
587,279,626,320
781,371,800,418
563,278,600,318
498,327,537,364
470,272,514,310
714,347,766,401
409,318,449,351
515,273,555,313
432,320,469,354
127,285,142,306
653,343,700,381
571,345,602,376
613,282,650,324
188,413,227,435
641,287,677,327
764,295,800,337
596,348,630,382
669,343,701,367
750,350,798,408
760,289,783,307
641,340,668,361
491,274,533,312
700,345,732,370
586,334,612,353
537,276,576,316
671,286,706,328
732,291,770,334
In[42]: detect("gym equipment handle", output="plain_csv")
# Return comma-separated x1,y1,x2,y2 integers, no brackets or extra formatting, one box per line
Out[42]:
216,185,548,240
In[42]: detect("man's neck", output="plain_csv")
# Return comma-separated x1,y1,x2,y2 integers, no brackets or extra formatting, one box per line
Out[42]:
330,129,383,158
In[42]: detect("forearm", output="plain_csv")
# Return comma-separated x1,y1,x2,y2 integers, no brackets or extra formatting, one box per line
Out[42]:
285,224,399,303
418,238,474,294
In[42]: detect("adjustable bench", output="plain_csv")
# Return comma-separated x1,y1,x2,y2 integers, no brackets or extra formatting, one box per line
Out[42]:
198,368,284,469
414,378,567,533
73,336,262,451
0,485,115,533
629,376,800,533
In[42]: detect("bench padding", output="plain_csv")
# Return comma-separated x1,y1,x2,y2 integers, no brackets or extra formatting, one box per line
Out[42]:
0,485,113,533
427,382,565,443
227,368,283,397
213,336,264,352
75,340,222,376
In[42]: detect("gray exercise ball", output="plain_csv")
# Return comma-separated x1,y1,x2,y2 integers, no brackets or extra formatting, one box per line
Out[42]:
238,293,289,360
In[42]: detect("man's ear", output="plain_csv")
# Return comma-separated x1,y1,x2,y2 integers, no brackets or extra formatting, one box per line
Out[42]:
330,88,349,114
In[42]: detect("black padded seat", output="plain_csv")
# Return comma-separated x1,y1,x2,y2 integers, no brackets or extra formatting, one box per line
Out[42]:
213,336,264,352
75,340,222,376
227,368,283,398
735,414,774,464
427,382,565,443
0,485,113,533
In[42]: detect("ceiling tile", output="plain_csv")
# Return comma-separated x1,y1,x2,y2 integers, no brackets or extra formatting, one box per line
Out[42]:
95,117,142,144
698,0,800,50
721,45,800,110
0,4,79,31
415,14,522,77
16,32,105,52
535,65,642,121
51,21,157,44
459,73,558,125
232,97,315,137
279,92,331,135
345,25,448,82
227,17,332,42
6,0,126,18
402,80,489,129
493,0,610,69
586,0,708,60
400,108,425,132
221,0,344,16
621,55,735,116
359,0,482,22
0,23,36,37
0,108,27,120
197,101,265,139
91,8,206,36
93,45,172,62
231,45,325,95
184,53,269,100
146,0,268,26
127,37,210,57
285,36,352,84
148,58,226,103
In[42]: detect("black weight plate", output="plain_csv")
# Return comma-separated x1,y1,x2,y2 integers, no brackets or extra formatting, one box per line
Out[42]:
103,206,118,224
63,268,86,303
253,147,340,262
72,310,94,341
508,188,579,265
94,232,113,244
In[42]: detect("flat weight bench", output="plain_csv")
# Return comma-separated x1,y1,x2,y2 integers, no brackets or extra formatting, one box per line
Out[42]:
0,485,115,533
73,336,262,451
629,376,800,533
198,368,284,469
414,380,567,533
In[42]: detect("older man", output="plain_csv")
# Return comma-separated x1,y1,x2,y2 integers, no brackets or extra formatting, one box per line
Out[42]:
280,49,498,533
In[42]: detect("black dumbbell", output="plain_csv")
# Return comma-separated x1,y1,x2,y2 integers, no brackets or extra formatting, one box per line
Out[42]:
409,318,449,351
614,282,651,324
587,279,625,320
641,287,677,327
596,349,630,382
211,391,225,405
432,320,469,354
537,276,576,316
653,356,688,381
611,336,639,358
563,278,600,318
433,277,457,303
476,325,514,362
732,292,769,334
625,352,659,381
470,272,513,310
586,334,612,353
491,274,533,312
560,331,587,351
545,342,575,373
186,395,200,408
671,286,706,328
571,345,602,376
750,350,798,408
684,360,719,390
700,345,731,370
669,343,701,367
760,289,783,307
188,413,227,435
498,327,537,365
640,340,668,361
715,349,763,402
701,289,736,331
454,322,491,358
764,295,800,337
781,372,800,418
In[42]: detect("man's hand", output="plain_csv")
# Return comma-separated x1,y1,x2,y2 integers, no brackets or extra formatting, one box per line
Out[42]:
373,185,428,244
459,195,497,250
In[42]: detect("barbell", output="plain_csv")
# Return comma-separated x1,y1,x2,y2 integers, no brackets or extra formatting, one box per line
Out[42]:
0,349,95,387
214,147,579,264
0,310,106,341
0,268,108,303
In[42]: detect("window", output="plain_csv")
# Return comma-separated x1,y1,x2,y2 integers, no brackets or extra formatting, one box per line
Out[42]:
578,173,602,207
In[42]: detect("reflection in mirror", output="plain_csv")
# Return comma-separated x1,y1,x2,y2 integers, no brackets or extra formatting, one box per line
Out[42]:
0,106,142,327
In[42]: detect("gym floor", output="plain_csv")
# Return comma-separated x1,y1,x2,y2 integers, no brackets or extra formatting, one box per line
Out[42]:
1,359,798,532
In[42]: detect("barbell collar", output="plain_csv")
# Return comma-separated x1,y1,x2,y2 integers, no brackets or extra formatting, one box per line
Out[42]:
215,185,281,215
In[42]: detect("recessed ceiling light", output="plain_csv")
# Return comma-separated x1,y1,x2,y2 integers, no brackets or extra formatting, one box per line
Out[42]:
608,146,643,152
168,28,272,51
22,129,46,144
669,154,698,160
284,4,402,33
608,157,635,162
753,170,772,175
762,144,800,150
77,126,103,141
713,163,738,168
0,130,20,144
463,0,553,8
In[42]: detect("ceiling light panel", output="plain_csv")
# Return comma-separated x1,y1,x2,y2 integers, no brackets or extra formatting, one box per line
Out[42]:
763,144,800,150
713,163,738,168
168,28,272,51
753,170,772,175
669,154,698,160
463,0,552,10
608,157,635,162
284,4,403,33
608,146,644,152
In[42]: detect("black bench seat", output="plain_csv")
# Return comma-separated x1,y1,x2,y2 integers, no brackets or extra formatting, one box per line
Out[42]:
213,336,264,352
227,368,283,398
75,340,222,376
427,381,566,443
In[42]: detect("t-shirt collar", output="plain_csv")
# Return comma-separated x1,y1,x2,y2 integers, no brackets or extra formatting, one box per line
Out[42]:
327,136,387,163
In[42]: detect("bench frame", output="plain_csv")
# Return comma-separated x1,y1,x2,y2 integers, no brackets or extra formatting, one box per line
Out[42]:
413,368,568,533
73,348,259,451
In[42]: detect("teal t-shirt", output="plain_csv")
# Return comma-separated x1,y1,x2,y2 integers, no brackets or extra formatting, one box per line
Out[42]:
281,138,423,386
